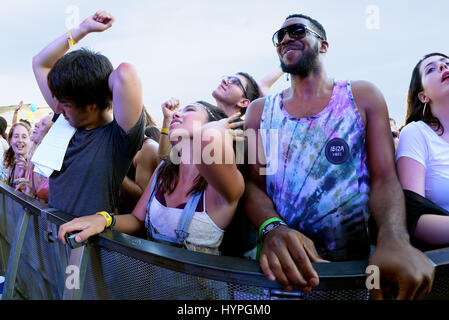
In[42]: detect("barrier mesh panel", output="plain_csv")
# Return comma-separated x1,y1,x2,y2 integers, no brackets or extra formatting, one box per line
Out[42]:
14,213,65,299
427,274,449,300
1,189,449,301
82,247,271,300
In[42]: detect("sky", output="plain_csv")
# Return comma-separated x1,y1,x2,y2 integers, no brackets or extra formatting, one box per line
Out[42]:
1,0,448,125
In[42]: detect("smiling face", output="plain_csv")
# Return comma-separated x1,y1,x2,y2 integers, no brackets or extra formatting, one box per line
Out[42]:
276,17,324,77
419,55,449,104
9,124,30,158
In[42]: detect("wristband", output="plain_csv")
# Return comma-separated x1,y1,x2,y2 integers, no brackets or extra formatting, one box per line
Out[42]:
161,128,169,135
258,217,287,241
110,214,116,229
66,29,77,49
96,211,112,228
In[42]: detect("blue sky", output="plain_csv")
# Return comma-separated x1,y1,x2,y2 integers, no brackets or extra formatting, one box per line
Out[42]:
1,0,448,125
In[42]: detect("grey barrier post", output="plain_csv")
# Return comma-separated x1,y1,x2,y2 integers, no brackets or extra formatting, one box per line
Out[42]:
62,244,90,300
2,207,31,300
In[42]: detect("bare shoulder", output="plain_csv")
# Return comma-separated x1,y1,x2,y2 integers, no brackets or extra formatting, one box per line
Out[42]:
137,139,159,162
351,80,388,112
245,96,267,130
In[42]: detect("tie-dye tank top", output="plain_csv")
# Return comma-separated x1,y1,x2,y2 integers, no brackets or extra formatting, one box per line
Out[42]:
260,80,371,261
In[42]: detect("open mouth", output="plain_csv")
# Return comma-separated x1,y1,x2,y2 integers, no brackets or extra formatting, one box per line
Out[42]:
15,142,25,152
442,71,449,82
169,119,181,128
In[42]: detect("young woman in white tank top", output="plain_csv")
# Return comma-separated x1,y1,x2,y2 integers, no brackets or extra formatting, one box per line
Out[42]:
58,101,244,255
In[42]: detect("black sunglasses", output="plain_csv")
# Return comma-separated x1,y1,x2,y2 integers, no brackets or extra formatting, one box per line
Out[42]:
272,23,324,47
222,76,248,99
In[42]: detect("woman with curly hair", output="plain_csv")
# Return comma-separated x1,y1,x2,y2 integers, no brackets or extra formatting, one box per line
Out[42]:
3,121,31,188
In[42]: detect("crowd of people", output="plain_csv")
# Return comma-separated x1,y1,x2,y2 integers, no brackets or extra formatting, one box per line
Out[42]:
3,9,449,300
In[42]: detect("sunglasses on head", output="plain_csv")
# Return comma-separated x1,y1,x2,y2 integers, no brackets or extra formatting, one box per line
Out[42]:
272,23,324,47
222,76,248,99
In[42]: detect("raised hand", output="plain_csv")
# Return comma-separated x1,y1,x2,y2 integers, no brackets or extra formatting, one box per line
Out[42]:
161,98,180,120
218,112,245,142
15,100,23,113
79,10,115,33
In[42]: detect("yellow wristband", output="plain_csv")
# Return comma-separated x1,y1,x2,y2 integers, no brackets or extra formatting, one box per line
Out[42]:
66,29,77,49
96,211,112,228
161,128,169,134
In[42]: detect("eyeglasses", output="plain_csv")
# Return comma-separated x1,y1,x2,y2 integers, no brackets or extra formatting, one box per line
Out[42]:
222,76,248,99
272,23,324,47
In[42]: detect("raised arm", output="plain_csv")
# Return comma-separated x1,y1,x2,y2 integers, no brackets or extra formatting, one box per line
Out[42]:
108,62,143,132
32,10,115,112
157,98,179,160
257,69,284,97
352,80,434,300
12,101,23,125
194,112,244,204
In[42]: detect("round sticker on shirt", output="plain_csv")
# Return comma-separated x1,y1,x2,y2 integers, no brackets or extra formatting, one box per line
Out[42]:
325,138,350,165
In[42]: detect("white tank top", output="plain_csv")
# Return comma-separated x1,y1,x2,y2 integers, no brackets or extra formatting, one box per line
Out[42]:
148,190,225,255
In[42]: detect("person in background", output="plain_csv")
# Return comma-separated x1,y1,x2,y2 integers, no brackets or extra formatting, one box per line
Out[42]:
396,52,449,248
3,122,31,188
117,108,159,215
144,126,161,143
390,117,400,151
14,113,54,201
0,116,9,182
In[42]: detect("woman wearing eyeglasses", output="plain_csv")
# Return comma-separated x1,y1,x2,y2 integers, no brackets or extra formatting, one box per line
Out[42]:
396,53,449,247
58,101,244,255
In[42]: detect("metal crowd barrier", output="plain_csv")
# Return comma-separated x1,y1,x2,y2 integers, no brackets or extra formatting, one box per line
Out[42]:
0,182,448,300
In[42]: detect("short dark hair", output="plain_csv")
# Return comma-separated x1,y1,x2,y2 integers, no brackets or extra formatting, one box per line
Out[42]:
405,52,449,135
285,14,327,41
48,48,114,111
236,72,260,115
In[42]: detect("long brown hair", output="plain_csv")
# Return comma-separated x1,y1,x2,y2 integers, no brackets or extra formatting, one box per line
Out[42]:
3,122,32,169
404,53,449,135
156,101,227,196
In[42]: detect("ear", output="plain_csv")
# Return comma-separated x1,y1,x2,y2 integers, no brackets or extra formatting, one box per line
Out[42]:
418,92,429,104
320,40,329,53
236,98,250,110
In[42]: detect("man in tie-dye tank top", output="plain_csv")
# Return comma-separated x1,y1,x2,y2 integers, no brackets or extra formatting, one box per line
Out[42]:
244,14,434,299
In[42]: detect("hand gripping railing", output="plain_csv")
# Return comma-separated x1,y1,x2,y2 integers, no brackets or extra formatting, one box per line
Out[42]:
0,182,448,300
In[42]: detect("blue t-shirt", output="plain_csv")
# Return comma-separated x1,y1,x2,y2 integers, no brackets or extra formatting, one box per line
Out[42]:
49,111,144,217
